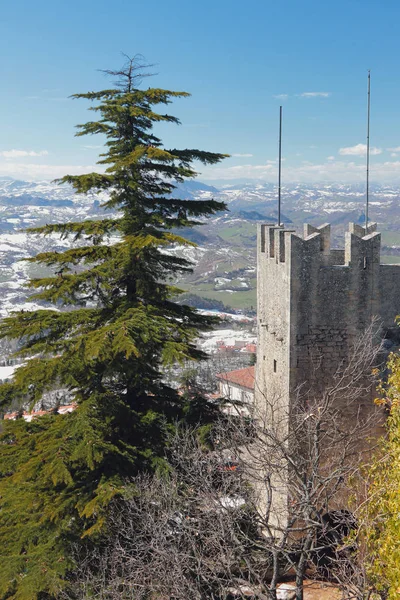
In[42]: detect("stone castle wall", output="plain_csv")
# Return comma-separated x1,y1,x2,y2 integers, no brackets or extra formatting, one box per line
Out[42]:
256,225,293,429
256,222,400,408
255,221,400,529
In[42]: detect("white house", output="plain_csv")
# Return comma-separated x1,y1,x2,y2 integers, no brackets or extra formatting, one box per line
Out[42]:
216,366,255,416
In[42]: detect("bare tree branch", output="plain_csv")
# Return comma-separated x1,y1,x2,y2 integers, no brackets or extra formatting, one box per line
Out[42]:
62,324,385,600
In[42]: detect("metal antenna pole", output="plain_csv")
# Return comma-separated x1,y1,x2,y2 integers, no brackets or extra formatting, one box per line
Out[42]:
365,70,371,232
278,106,282,226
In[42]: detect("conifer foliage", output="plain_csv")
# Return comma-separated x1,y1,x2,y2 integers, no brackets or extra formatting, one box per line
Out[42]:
0,57,227,599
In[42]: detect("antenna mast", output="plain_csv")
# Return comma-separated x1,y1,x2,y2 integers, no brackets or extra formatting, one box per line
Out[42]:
365,70,371,232
278,105,282,226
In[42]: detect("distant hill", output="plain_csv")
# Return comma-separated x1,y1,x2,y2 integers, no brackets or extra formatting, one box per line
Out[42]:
171,180,219,200
236,210,269,221
173,227,208,244
0,195,73,207
234,209,293,223
0,177,399,314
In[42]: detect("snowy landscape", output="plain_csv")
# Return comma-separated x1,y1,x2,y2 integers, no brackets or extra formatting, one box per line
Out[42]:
0,176,400,371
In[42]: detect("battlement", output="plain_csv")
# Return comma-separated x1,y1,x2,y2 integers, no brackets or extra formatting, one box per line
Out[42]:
259,221,381,268
256,218,400,533
257,219,400,346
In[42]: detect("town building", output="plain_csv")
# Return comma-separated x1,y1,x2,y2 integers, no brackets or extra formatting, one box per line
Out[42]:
4,403,77,422
216,365,255,416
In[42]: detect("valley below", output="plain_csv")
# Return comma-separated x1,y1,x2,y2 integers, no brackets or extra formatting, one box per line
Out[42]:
0,176,399,366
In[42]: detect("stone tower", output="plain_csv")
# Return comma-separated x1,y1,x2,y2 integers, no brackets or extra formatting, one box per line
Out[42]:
255,221,400,528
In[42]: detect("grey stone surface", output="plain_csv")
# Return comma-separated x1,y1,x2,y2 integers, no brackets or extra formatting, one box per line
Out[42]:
256,222,400,405
255,221,400,528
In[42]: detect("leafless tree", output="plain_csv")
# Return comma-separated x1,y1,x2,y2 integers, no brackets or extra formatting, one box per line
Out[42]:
231,319,385,599
61,324,385,600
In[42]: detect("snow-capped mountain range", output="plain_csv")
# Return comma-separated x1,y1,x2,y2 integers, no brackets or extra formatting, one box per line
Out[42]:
0,176,399,320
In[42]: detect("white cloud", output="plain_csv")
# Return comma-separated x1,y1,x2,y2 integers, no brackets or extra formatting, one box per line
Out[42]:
232,153,253,158
391,153,398,158
202,163,274,179
387,146,400,152
201,158,400,183
0,162,100,180
339,143,382,157
299,92,331,98
0,149,49,158
5,156,400,185
327,156,335,161
273,94,289,100
369,147,384,156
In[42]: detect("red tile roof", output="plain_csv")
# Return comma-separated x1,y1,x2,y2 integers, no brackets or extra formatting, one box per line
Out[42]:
245,343,257,353
216,366,255,390
4,403,77,421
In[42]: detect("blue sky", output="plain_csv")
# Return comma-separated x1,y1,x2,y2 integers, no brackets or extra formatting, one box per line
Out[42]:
1,0,400,184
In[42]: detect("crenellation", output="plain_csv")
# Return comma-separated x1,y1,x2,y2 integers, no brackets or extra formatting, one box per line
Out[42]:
256,220,400,407
304,222,331,254
256,221,400,405
256,220,400,531
260,224,267,253
278,229,285,262
269,226,277,257
344,230,381,267
349,221,377,238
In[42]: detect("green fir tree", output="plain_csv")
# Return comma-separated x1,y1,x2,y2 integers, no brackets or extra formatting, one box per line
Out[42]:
0,57,228,599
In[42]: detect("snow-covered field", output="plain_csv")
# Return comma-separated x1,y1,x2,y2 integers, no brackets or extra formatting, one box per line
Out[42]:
197,309,254,323
0,176,400,323
0,365,18,381
197,328,256,354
